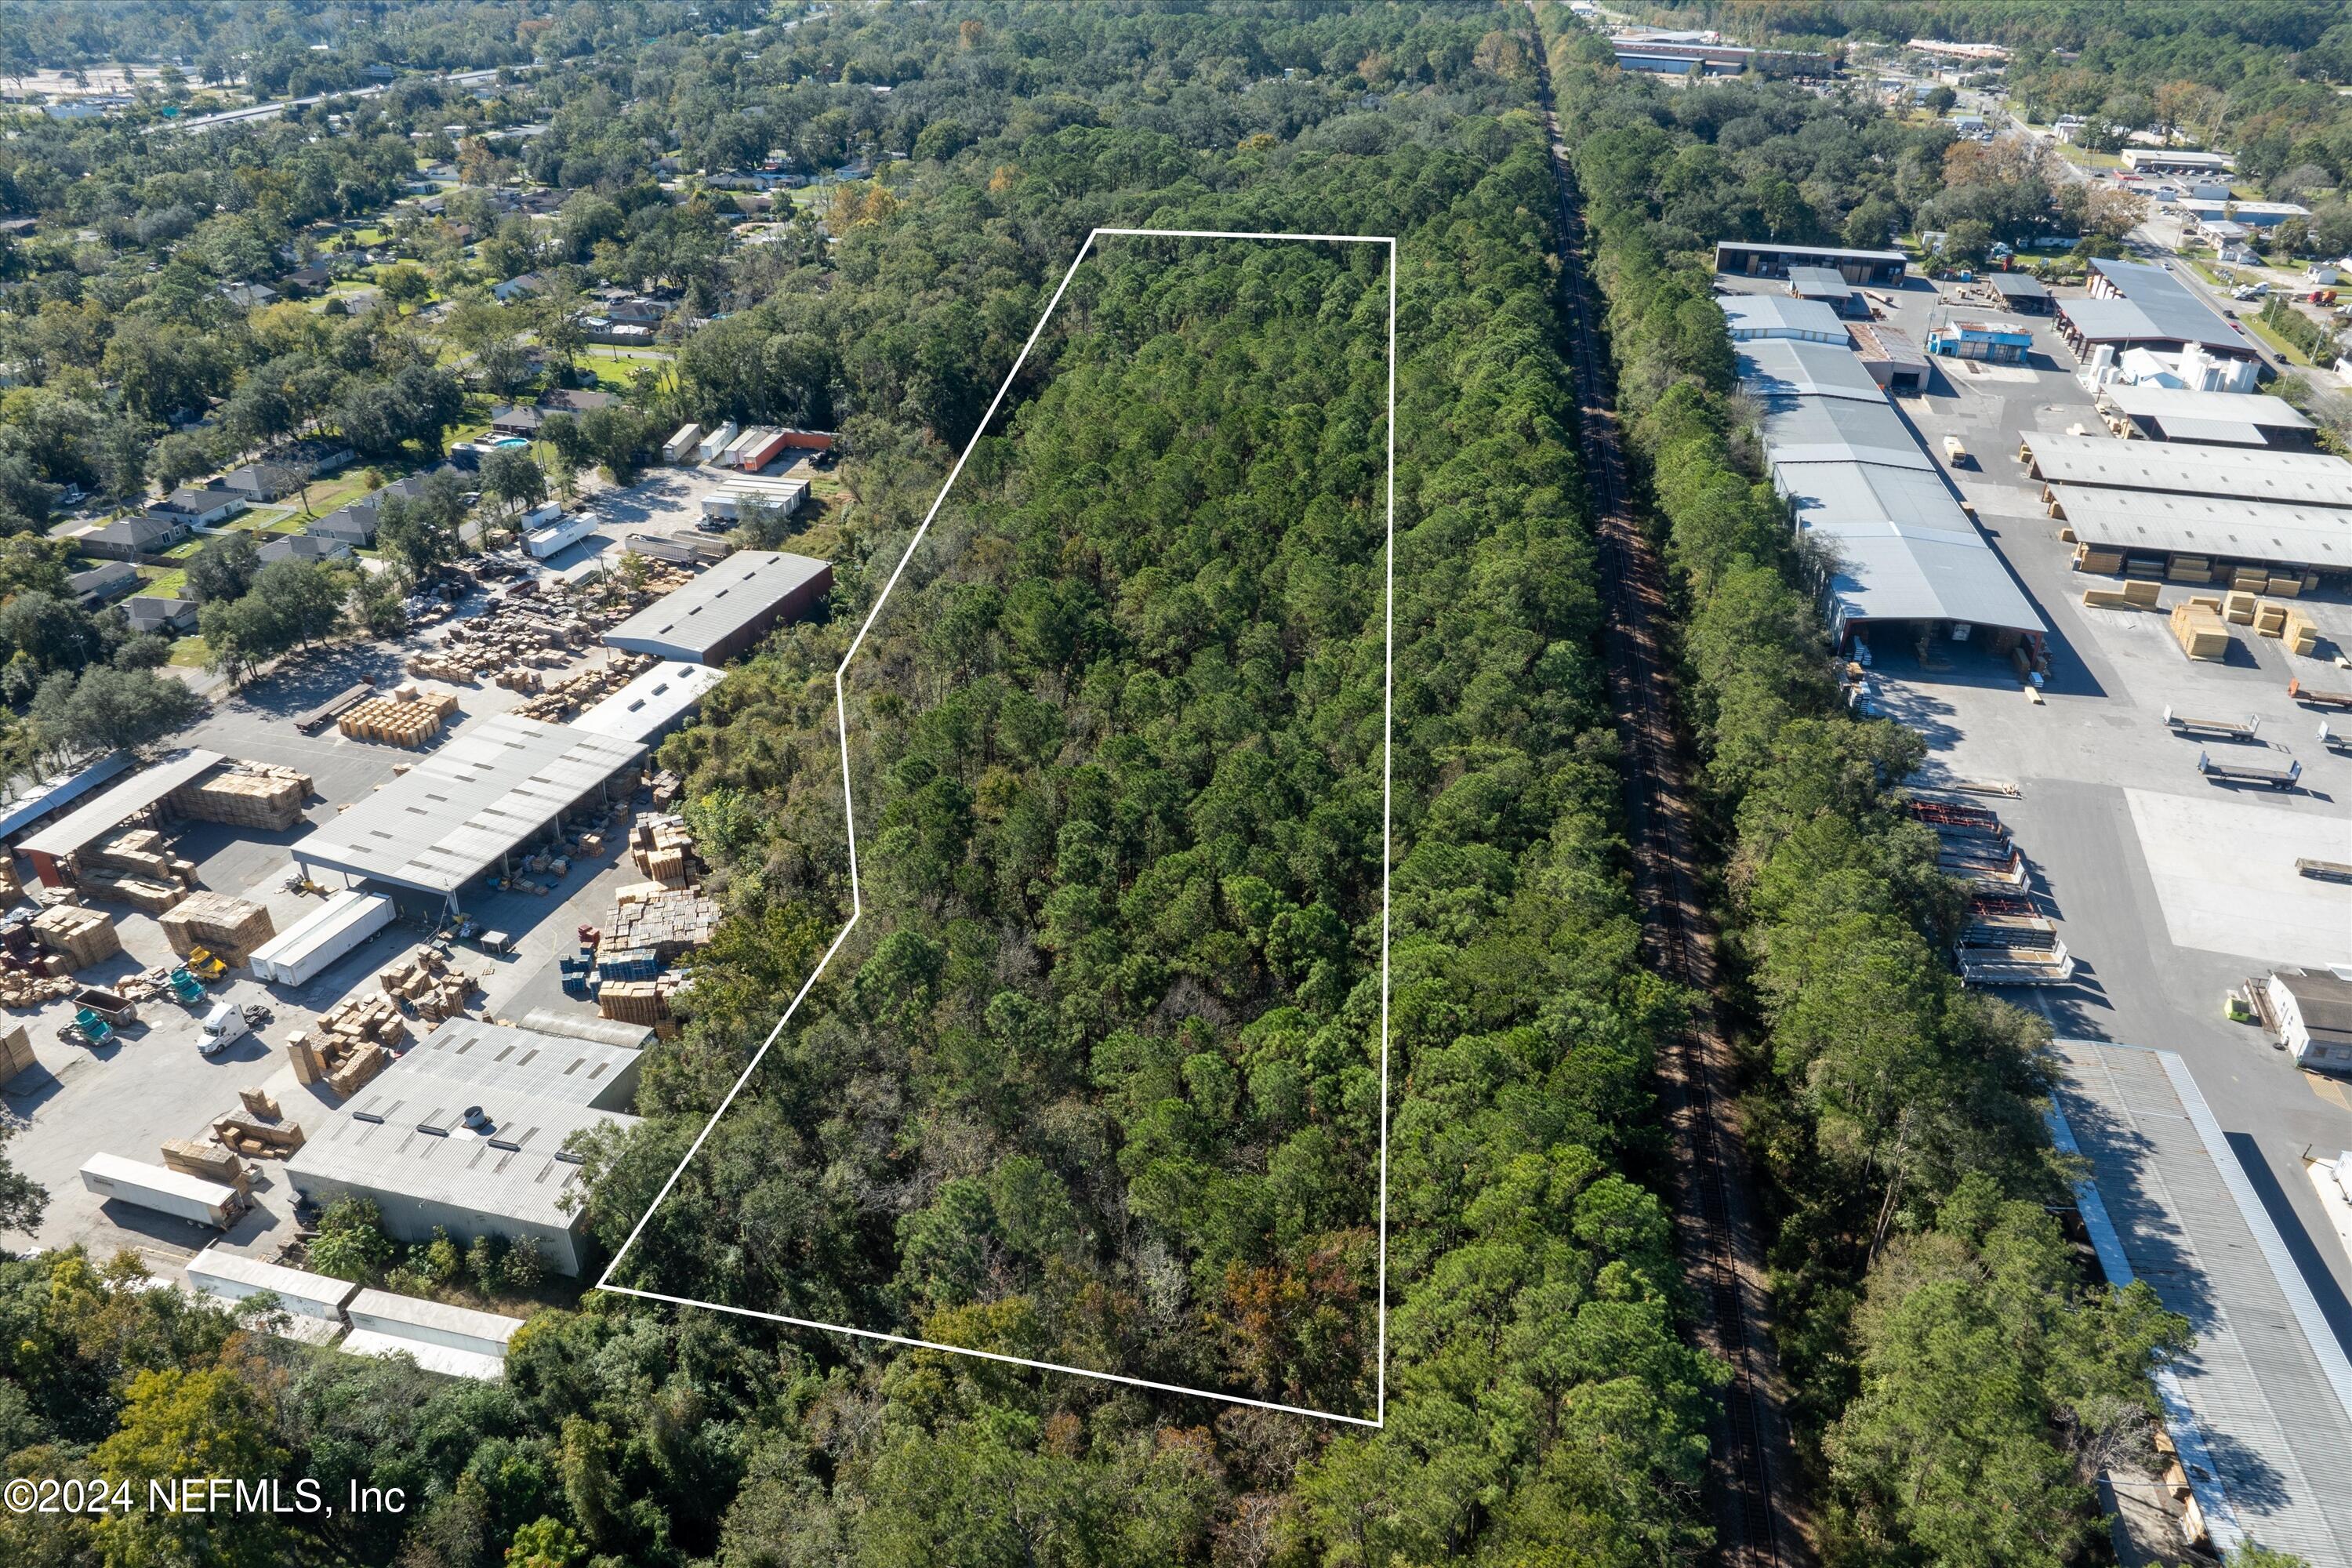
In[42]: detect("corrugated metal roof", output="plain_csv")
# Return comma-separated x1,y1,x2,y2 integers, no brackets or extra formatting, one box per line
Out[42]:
292,714,643,896
2066,259,2247,353
2023,431,2352,507
1720,294,1846,340
1780,459,1972,532
601,550,829,660
1737,338,1887,404
573,661,725,743
1759,393,1933,470
2100,383,2313,432
390,1017,641,1112
18,749,224,857
1807,519,2045,633
2053,1040,2352,1563
2047,484,2352,568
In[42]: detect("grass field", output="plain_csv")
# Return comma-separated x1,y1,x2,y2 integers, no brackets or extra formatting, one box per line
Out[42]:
166,636,209,667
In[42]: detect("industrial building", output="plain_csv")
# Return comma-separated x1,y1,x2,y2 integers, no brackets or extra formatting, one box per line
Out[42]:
1739,337,2045,648
1979,272,2053,314
1715,241,1907,287
1610,39,1830,78
2179,198,2307,230
2057,258,2260,375
1846,320,1929,394
284,1017,644,1276
290,713,644,912
2095,383,2317,448
1785,265,1865,318
2043,487,2349,579
2119,148,2233,176
1719,294,1847,343
1927,321,2032,364
572,660,726,746
601,550,832,665
16,749,226,887
2020,432,2352,509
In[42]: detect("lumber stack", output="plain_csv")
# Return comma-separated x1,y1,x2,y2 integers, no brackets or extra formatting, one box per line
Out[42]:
90,828,197,887
2171,600,2230,661
2285,608,2320,656
338,688,459,748
512,652,657,723
159,892,274,964
31,905,119,969
288,999,403,1091
376,947,474,1022
2072,543,2125,574
171,763,310,830
77,868,187,914
212,1109,305,1159
162,1138,247,1185
2252,600,2291,639
607,882,720,960
2224,590,2258,624
2166,556,2212,584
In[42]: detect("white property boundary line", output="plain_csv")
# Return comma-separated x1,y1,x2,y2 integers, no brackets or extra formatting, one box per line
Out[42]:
597,228,1399,1428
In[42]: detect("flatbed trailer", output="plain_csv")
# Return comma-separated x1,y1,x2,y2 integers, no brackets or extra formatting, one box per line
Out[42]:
2297,858,2352,884
1957,938,2075,986
1960,913,2060,951
2320,721,2351,757
1908,798,2007,839
1938,843,2031,889
2288,679,2352,711
2163,706,2260,742
2198,750,2302,790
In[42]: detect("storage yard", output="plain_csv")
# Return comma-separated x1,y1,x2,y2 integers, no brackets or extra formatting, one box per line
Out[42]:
0,508,823,1283
1747,257,2352,1559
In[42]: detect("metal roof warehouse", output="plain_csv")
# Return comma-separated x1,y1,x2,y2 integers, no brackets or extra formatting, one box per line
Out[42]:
16,748,225,886
572,660,727,746
601,550,833,665
1738,339,2043,644
285,1019,643,1278
2057,258,2257,361
2094,383,2317,448
292,714,643,909
2042,486,2352,574
2020,432,2352,510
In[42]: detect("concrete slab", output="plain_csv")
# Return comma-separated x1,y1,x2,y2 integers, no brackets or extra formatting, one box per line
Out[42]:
2124,789,2352,967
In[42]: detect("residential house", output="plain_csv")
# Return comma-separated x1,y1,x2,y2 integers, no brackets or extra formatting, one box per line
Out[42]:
67,561,139,608
151,482,247,528
278,263,332,296
124,596,199,635
491,272,546,304
488,404,544,438
258,533,353,566
223,461,306,503
306,474,430,549
539,388,617,416
220,282,278,309
278,437,356,477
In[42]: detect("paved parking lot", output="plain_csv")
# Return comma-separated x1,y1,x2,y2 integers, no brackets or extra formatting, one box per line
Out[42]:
1847,274,2352,1329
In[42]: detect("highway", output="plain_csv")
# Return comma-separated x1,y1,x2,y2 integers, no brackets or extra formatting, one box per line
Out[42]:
155,68,505,136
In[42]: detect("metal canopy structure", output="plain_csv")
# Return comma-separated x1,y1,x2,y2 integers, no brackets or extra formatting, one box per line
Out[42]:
572,660,725,745
2045,485,2352,570
2096,383,2313,445
292,715,641,902
1719,293,1846,343
2061,257,2251,357
16,748,223,869
1807,521,2045,633
2021,431,2352,508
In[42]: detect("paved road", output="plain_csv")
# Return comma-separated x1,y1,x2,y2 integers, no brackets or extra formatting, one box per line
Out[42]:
158,68,505,136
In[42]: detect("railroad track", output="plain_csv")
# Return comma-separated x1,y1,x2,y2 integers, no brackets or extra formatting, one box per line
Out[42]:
1523,22,1810,1568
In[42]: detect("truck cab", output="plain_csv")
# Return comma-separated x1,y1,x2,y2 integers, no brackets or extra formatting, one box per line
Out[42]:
198,1003,249,1058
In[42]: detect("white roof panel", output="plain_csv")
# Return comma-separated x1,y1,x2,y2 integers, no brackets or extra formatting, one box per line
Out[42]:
2023,432,2352,507
2048,484,2352,568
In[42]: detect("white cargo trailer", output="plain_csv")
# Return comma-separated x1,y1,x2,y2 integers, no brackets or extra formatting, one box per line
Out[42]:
80,1153,248,1228
696,421,739,463
523,511,600,560
247,888,394,987
662,423,702,463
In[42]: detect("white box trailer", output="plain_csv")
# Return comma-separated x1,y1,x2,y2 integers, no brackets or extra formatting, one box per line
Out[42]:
523,510,600,560
700,481,808,524
719,427,766,468
185,1246,357,1321
80,1153,248,1228
247,888,394,987
662,422,702,463
696,420,739,463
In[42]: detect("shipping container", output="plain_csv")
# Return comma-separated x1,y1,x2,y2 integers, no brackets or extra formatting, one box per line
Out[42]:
80,1153,247,1228
248,888,394,987
735,430,790,472
720,427,768,469
523,511,601,560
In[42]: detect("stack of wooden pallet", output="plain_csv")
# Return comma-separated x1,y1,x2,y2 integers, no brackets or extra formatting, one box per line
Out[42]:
2071,543,2125,574
606,882,720,960
171,764,310,830
0,1025,35,1080
160,892,275,964
31,905,120,969
377,947,474,1022
339,688,459,748
77,867,187,914
598,979,676,1025
289,993,407,1093
513,652,657,723
212,1092,305,1160
630,815,696,885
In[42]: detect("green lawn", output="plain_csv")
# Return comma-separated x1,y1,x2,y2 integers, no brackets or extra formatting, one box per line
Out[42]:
161,539,205,561
166,635,209,667
142,568,188,597
2243,314,2315,366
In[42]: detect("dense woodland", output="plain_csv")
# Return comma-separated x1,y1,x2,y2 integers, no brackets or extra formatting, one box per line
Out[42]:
1535,10,2200,1567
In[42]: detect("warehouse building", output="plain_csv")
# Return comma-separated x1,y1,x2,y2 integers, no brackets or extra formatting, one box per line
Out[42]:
15,749,225,887
2057,258,2260,375
601,550,832,665
291,714,644,913
1739,338,2045,648
2095,384,2317,448
2020,432,2352,509
1715,241,1907,286
572,661,727,746
1719,294,1848,343
2120,149,2233,176
1980,272,2053,314
284,1018,644,1277
2042,487,2348,581
1846,320,1929,394
1785,264,1866,318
